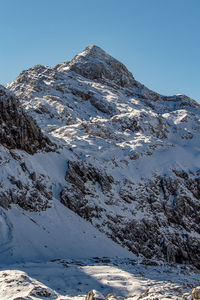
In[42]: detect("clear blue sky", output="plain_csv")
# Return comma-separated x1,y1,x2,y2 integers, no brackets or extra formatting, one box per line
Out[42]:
0,0,199,102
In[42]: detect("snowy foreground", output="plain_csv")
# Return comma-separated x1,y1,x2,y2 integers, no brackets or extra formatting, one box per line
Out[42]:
0,258,199,300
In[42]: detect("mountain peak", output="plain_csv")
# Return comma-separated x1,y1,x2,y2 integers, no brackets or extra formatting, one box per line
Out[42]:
79,44,108,59
64,45,136,88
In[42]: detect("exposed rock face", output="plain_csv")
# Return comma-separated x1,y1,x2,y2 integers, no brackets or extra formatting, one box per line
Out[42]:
61,160,200,268
61,160,113,222
7,45,200,266
183,286,200,300
85,290,105,300
0,86,54,211
65,45,137,88
0,147,53,211
192,287,200,300
30,286,56,298
0,85,53,154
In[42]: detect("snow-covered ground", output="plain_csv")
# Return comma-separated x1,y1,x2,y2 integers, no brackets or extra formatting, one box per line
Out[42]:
1,200,134,264
0,258,199,300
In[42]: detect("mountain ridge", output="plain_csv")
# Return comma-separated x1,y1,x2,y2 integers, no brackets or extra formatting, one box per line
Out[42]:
1,45,200,269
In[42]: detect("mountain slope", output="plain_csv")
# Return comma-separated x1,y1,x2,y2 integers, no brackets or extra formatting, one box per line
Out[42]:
6,45,200,268
0,85,53,154
0,86,133,263
0,85,56,212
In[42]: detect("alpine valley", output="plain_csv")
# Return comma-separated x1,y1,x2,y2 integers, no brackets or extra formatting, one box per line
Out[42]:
0,45,200,300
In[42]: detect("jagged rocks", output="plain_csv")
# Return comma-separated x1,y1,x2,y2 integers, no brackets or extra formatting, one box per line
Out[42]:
0,174,52,211
85,290,106,300
0,86,55,211
183,287,200,300
0,147,53,211
67,45,137,88
61,160,113,221
0,85,53,154
66,160,113,192
0,87,54,211
29,286,56,298
61,160,200,268
192,287,200,300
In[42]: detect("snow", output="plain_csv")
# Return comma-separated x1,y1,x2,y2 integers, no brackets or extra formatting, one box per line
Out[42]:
2,200,133,264
0,258,199,300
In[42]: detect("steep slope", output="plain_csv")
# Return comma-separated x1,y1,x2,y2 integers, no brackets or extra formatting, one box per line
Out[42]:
0,86,133,262
0,85,56,211
0,85,53,154
7,45,200,268
1,193,134,264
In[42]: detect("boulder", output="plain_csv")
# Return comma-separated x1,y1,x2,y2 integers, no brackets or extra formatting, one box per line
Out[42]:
85,290,105,300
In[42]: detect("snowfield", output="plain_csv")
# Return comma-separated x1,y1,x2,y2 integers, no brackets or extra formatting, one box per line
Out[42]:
0,258,199,300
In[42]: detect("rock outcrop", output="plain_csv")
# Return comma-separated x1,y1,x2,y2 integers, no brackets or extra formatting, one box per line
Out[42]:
0,85,53,154
0,146,53,211
61,160,200,268
65,45,137,88
183,286,200,300
0,85,54,211
85,290,106,300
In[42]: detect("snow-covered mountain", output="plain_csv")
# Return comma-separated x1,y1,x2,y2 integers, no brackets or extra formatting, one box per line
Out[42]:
2,45,200,272
0,86,132,265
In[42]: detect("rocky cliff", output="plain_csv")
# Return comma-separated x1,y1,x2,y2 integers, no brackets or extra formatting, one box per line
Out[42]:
0,85,53,154
0,85,54,210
